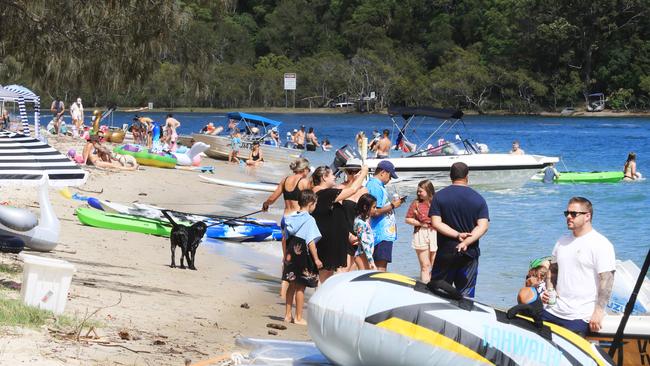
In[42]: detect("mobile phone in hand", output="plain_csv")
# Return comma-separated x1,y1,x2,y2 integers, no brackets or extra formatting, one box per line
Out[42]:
400,195,408,202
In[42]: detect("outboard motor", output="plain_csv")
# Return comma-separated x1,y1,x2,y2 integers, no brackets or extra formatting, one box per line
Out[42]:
331,145,359,173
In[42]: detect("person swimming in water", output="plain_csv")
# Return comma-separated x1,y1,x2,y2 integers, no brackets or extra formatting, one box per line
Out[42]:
623,152,641,180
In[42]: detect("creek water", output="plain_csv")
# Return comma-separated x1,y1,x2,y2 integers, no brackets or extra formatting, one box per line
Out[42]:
57,111,650,307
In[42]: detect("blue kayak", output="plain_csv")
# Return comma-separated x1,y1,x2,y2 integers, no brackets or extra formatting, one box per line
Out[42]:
206,222,276,242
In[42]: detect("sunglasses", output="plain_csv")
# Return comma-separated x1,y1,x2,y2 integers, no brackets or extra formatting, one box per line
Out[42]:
564,211,588,218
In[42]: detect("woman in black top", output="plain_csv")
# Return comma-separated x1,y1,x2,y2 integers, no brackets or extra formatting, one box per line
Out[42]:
246,142,264,167
336,166,369,272
262,158,311,298
311,165,368,283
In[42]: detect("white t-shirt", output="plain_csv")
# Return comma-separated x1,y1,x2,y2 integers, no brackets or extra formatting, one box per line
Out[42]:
70,102,83,120
547,229,616,321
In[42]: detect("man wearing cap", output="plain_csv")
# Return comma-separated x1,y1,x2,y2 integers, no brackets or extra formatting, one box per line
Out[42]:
429,162,489,297
365,160,403,272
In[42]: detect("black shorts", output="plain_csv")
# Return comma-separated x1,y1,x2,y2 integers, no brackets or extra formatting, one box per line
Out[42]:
347,243,358,256
430,254,479,298
372,241,393,263
295,144,305,149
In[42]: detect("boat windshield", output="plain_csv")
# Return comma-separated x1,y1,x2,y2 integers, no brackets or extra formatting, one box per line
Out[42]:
409,138,478,157
387,106,485,157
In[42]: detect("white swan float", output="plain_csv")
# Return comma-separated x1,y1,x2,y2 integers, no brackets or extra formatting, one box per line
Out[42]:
173,142,209,166
0,179,60,252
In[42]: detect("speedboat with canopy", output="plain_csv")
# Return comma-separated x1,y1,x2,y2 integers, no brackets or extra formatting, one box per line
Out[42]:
192,112,302,165
337,106,559,190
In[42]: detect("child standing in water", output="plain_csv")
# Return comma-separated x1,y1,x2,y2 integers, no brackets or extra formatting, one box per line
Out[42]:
282,190,323,325
405,180,437,283
229,129,241,164
353,193,377,270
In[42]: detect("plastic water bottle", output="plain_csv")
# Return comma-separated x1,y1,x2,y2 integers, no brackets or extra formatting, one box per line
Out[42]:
547,288,557,305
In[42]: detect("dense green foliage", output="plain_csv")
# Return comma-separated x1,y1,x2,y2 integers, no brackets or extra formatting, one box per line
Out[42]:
1,0,649,112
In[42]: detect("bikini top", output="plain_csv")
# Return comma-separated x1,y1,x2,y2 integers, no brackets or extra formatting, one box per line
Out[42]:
282,177,304,201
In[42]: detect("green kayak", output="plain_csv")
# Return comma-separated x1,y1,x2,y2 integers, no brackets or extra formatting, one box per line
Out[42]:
76,207,172,237
534,171,624,183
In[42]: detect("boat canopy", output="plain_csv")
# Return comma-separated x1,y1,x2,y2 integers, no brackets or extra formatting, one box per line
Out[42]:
227,112,282,128
388,106,463,120
0,84,41,136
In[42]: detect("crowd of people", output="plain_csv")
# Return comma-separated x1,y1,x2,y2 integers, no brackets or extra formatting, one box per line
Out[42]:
262,157,617,338
129,113,181,151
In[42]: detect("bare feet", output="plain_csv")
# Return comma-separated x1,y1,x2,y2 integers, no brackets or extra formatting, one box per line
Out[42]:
283,316,293,323
293,318,307,325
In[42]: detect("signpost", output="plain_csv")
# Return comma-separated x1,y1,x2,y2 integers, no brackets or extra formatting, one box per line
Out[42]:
284,73,296,108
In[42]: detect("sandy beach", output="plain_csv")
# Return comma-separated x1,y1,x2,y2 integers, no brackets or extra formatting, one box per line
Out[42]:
0,134,308,365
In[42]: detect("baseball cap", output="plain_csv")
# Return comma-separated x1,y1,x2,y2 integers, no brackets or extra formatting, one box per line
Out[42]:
377,160,398,179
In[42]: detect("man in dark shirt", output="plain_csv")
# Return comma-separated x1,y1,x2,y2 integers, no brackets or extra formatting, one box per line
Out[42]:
428,162,489,297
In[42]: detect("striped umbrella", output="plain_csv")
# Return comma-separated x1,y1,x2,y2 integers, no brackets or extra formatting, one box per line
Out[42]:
0,129,88,186
2,84,40,137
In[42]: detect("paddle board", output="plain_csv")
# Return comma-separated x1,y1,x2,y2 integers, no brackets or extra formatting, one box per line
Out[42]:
532,171,624,183
199,175,276,192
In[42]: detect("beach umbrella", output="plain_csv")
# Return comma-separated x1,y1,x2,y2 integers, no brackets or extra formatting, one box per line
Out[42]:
2,84,40,137
0,129,88,186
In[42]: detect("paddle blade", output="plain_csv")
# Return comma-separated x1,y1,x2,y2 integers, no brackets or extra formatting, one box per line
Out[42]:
58,188,72,199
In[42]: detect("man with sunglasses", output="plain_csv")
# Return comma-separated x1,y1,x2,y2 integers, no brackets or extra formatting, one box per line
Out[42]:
541,197,615,336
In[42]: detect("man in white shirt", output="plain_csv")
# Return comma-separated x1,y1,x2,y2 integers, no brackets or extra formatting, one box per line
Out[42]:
541,197,615,336
70,98,84,137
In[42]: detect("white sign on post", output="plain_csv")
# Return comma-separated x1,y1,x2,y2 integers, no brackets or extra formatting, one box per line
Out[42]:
284,73,297,90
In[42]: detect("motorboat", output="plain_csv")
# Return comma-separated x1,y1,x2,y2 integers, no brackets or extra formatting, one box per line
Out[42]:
192,112,303,165
337,106,558,190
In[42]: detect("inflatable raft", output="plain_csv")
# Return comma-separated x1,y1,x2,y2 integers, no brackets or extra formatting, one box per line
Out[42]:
114,144,177,168
533,171,624,183
308,271,614,366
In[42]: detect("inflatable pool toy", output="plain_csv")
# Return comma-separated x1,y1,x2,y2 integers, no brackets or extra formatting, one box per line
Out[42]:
532,171,624,183
114,144,177,169
199,175,276,192
0,180,60,252
108,129,125,143
0,233,25,253
308,271,614,366
0,205,38,231
174,142,209,166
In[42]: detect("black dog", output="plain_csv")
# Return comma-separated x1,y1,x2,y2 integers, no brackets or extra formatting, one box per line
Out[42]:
161,210,207,270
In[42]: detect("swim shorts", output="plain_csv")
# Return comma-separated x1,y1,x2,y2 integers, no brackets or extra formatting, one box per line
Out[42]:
541,310,589,336
430,254,478,298
411,228,437,251
372,241,393,263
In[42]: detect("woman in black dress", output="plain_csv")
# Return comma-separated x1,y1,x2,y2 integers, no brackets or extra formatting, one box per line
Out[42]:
335,166,369,272
311,165,368,283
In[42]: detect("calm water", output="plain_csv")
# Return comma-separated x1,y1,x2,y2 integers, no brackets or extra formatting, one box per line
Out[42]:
54,111,650,307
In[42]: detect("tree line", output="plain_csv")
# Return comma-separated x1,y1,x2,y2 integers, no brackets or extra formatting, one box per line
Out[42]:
1,0,649,113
